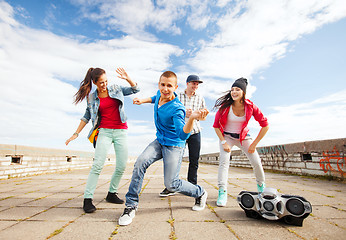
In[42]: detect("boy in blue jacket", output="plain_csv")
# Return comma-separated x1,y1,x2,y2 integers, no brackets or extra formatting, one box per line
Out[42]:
118,71,209,226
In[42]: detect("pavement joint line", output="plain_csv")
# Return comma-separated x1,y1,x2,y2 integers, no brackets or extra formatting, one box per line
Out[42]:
0,196,15,201
285,227,306,239
202,178,218,191
202,178,239,200
167,197,177,240
329,205,346,212
309,212,346,231
46,219,76,239
206,203,241,240
203,178,307,240
0,189,85,233
152,165,159,175
0,178,32,184
0,178,109,233
108,224,120,240
0,163,344,239
0,178,84,199
44,187,113,240
224,224,241,240
0,181,86,208
117,179,131,190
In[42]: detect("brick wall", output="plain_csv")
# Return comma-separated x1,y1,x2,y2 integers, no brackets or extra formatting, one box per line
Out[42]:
186,138,346,180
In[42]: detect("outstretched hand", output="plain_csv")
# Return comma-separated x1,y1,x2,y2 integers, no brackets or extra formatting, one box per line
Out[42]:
133,98,142,105
116,67,131,81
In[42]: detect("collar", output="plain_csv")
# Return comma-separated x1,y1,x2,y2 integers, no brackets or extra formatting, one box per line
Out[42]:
184,89,196,97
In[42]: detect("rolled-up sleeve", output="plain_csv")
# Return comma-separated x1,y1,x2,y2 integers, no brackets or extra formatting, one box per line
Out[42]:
213,110,222,129
252,105,268,127
81,106,91,124
120,84,140,96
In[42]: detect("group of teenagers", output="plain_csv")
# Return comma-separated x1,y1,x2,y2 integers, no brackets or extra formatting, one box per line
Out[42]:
65,67,269,226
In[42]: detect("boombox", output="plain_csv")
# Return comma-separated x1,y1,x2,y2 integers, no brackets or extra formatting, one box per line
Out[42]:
237,188,312,226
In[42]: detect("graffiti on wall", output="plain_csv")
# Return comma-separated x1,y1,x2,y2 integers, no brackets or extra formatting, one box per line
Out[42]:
319,147,345,177
258,145,288,168
258,145,287,155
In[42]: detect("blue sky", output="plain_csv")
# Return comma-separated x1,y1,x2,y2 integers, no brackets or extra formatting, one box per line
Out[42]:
1,0,346,156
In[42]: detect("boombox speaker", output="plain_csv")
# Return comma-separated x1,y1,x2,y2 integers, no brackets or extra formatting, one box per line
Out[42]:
237,188,312,226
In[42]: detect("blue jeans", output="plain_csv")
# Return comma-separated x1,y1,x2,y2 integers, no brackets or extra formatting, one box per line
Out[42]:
186,132,201,185
125,139,204,207
84,128,128,199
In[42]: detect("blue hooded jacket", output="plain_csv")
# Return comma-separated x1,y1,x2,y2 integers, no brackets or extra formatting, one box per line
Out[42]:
151,90,190,148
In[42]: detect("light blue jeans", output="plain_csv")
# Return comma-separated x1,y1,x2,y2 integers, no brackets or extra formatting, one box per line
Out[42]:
125,139,204,207
84,128,128,199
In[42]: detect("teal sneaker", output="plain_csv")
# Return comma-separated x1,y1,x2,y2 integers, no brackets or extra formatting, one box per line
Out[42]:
257,183,266,192
216,187,227,207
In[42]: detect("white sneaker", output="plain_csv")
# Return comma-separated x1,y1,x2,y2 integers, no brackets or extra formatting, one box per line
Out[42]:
192,190,208,211
118,206,137,226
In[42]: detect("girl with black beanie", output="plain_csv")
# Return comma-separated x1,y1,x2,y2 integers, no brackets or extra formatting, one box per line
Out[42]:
213,78,269,207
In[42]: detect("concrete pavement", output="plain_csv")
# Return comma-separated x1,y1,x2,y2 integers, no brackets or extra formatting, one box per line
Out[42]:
0,161,345,240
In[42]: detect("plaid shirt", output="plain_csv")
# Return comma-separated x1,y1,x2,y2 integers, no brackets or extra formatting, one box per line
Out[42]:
178,91,206,134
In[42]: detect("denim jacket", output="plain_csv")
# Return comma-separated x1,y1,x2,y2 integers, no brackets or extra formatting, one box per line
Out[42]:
81,84,140,138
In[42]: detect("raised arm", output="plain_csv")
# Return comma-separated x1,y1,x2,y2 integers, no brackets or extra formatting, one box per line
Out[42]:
116,67,137,87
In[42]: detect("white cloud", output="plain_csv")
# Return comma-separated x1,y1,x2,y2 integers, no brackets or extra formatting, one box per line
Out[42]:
71,0,214,37
189,0,346,80
186,1,211,30
68,0,346,99
260,89,346,146
1,0,345,159
0,1,181,153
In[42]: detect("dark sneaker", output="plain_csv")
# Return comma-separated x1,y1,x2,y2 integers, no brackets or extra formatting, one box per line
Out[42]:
106,192,124,204
118,206,137,226
192,190,208,211
159,188,176,197
83,198,96,213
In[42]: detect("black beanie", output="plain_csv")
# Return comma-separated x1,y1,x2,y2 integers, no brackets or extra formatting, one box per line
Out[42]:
231,78,248,93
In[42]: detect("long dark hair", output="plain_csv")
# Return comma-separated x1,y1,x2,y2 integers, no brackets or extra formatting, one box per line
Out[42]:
73,67,106,104
213,89,246,111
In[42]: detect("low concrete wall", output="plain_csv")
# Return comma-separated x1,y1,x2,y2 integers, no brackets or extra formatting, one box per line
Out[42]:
2,138,345,180
187,138,346,180
0,144,114,179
